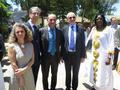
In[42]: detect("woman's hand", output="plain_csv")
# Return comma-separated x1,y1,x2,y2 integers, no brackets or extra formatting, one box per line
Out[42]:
105,58,111,65
81,58,85,63
15,68,26,77
105,54,112,65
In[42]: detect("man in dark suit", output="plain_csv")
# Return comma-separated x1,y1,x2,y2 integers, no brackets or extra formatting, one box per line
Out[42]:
39,14,62,90
25,6,41,84
0,34,5,61
61,12,86,90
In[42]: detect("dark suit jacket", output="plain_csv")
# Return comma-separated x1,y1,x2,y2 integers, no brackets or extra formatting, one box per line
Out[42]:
25,22,41,66
39,27,62,63
62,24,86,59
0,34,5,61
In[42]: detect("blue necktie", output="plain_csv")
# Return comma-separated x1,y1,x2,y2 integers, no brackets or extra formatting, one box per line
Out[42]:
33,25,37,34
50,29,56,55
69,25,75,50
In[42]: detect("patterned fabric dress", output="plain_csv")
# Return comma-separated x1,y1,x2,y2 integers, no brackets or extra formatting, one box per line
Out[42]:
88,26,114,90
9,42,35,90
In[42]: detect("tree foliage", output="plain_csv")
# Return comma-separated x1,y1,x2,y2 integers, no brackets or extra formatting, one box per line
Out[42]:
77,0,119,20
0,0,12,25
0,0,12,40
12,0,118,21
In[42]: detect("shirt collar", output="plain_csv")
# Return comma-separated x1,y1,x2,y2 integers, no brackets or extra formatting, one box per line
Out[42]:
48,26,55,31
70,24,76,28
28,19,36,27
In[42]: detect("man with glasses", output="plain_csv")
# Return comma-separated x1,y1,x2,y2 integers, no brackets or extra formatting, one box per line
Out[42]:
61,12,86,90
26,6,42,84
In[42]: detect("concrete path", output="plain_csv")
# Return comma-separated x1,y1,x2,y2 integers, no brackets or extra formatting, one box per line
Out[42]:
2,55,120,90
36,62,93,90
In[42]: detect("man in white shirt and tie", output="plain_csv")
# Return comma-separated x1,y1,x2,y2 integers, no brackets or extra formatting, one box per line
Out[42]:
61,12,86,90
26,6,42,84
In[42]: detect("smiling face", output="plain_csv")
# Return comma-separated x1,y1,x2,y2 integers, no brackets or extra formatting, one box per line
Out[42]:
47,14,56,28
111,17,118,25
15,26,26,41
96,15,104,28
29,7,41,24
67,12,76,25
29,10,40,23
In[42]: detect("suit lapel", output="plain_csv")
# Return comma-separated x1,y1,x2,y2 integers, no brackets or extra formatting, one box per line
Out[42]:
26,22,33,32
65,25,69,41
55,28,58,48
46,28,49,40
65,25,69,49
76,24,79,42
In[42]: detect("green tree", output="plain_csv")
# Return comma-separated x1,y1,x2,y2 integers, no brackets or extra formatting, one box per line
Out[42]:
0,0,12,40
12,0,119,22
77,0,118,20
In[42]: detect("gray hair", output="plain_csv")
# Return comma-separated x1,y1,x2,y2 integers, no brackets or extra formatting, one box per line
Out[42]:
66,12,76,18
29,6,41,14
8,23,33,44
48,14,56,19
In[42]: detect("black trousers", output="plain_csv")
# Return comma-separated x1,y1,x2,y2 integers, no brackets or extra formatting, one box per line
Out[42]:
113,48,119,67
32,64,40,85
64,53,81,90
41,54,58,90
32,46,41,85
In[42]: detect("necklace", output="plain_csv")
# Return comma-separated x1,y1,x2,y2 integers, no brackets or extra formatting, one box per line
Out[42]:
18,43,25,49
20,44,25,49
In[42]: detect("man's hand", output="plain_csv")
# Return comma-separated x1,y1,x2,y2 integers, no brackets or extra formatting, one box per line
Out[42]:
60,58,64,63
81,58,85,63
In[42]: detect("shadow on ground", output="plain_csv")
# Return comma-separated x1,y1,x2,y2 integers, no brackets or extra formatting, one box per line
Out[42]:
4,77,10,83
113,88,119,90
83,83,92,90
83,83,119,90
56,88,64,90
1,58,10,67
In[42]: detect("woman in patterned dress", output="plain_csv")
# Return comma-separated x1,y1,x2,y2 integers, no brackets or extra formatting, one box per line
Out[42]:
86,14,114,90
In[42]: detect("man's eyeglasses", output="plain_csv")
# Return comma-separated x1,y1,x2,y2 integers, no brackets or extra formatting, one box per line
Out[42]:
49,19,56,21
69,16,75,19
31,12,40,15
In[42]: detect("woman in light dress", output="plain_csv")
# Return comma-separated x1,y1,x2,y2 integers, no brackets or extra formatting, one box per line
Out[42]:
86,14,114,90
114,28,120,75
7,23,35,90
0,34,5,90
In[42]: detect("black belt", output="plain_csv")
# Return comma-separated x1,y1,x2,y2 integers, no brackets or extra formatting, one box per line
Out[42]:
67,51,76,55
47,52,56,56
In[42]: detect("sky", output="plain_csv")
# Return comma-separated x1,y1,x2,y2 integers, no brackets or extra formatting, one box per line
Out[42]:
6,0,120,16
112,0,120,15
6,0,21,10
